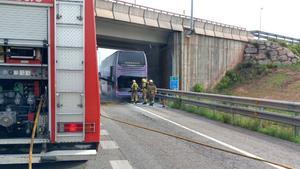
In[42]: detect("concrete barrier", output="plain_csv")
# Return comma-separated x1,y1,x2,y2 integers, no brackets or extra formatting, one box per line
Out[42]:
95,0,250,42
158,13,172,29
95,0,114,19
171,16,183,31
223,27,233,39
129,7,145,25
239,30,248,42
144,10,159,27
204,23,215,37
113,3,130,22
183,18,192,29
214,25,224,38
194,20,205,35
231,28,241,40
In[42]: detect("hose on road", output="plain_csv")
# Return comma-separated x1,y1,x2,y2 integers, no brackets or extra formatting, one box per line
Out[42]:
101,114,293,169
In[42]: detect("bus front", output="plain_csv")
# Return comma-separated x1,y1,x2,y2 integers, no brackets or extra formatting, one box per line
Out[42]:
115,51,147,98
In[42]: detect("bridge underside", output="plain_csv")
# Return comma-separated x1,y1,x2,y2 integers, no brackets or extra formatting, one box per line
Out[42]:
96,18,173,88
96,17,246,91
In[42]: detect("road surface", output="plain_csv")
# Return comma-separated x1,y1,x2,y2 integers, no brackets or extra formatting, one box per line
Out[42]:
3,101,300,169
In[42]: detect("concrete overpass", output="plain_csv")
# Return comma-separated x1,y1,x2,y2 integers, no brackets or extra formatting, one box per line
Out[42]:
96,0,250,90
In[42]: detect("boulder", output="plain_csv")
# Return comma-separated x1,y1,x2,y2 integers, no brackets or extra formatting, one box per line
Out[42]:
258,59,271,65
264,41,271,46
259,45,266,50
287,51,295,57
278,55,288,61
278,49,287,56
246,44,256,48
257,40,265,45
245,47,258,54
283,61,292,65
292,58,298,64
271,43,280,49
267,50,278,57
255,53,266,60
270,55,277,61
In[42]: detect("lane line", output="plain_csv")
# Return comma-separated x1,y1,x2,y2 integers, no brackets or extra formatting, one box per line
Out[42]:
133,105,284,169
101,129,109,136
110,160,133,169
100,140,119,150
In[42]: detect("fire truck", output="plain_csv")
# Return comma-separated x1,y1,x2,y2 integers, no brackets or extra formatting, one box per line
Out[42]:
0,0,100,164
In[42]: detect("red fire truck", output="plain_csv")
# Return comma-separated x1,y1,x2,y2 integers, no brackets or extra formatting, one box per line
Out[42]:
0,0,100,164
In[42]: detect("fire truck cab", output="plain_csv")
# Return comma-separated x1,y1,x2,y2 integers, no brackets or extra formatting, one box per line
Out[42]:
0,0,100,164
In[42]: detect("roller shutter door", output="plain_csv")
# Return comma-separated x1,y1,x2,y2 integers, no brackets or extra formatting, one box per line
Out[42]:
0,4,48,47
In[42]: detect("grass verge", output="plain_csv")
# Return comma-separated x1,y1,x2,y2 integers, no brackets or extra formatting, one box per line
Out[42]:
169,100,300,144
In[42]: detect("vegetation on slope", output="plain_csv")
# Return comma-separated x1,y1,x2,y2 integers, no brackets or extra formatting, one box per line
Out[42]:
169,100,300,144
169,62,300,144
269,38,300,57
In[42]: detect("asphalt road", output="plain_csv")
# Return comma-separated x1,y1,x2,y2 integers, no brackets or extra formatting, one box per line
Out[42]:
2,101,300,169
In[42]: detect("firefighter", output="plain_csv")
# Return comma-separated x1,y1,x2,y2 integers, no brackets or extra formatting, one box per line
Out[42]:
147,79,157,106
131,80,139,104
142,78,148,104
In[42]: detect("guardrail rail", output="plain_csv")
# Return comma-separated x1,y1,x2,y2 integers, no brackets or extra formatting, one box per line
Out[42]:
157,88,300,135
251,30,300,44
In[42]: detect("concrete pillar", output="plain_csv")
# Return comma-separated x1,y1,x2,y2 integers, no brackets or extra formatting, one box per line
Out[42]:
169,31,246,91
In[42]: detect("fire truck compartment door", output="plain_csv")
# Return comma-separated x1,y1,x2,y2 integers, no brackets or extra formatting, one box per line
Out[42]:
0,4,48,47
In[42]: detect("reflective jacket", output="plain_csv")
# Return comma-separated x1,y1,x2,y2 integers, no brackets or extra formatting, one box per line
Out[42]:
131,82,139,91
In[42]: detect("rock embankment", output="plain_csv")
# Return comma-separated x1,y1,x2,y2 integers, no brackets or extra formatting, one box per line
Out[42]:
244,40,299,65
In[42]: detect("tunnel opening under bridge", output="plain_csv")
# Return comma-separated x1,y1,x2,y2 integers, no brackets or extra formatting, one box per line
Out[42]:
97,36,172,89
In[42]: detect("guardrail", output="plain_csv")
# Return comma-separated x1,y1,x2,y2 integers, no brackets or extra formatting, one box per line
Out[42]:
104,0,246,30
157,89,300,135
250,30,300,44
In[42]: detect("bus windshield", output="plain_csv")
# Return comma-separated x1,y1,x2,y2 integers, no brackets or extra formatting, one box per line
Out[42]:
118,51,145,66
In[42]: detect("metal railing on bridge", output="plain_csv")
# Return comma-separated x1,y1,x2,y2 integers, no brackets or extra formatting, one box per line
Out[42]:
103,0,246,30
250,30,300,44
157,88,300,135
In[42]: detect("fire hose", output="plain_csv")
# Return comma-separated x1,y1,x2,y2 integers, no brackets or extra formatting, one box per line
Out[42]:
101,114,294,169
28,96,45,169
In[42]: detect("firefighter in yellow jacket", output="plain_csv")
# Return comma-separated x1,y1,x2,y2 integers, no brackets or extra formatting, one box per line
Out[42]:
131,80,139,104
142,78,148,104
147,79,157,106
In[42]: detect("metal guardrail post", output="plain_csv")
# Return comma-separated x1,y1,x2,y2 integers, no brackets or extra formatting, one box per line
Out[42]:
296,113,300,136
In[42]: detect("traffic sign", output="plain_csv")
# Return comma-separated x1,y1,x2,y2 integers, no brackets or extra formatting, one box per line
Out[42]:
170,76,179,90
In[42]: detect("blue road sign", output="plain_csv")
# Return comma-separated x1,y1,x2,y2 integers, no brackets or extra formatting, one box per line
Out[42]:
170,76,179,90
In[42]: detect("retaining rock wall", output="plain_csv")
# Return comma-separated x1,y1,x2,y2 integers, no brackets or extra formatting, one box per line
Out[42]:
244,40,299,65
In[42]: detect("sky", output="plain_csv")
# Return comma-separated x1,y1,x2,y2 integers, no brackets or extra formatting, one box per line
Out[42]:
98,0,300,64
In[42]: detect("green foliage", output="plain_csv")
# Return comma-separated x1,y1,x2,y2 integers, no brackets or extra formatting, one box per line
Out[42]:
268,73,289,88
170,99,182,109
168,101,300,144
193,84,205,93
289,44,300,56
277,62,300,71
268,38,288,47
215,63,277,92
216,70,241,91
268,38,300,57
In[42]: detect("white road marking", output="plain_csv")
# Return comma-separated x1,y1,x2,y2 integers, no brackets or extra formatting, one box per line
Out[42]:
101,129,109,136
133,105,284,169
110,160,133,169
100,141,119,150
